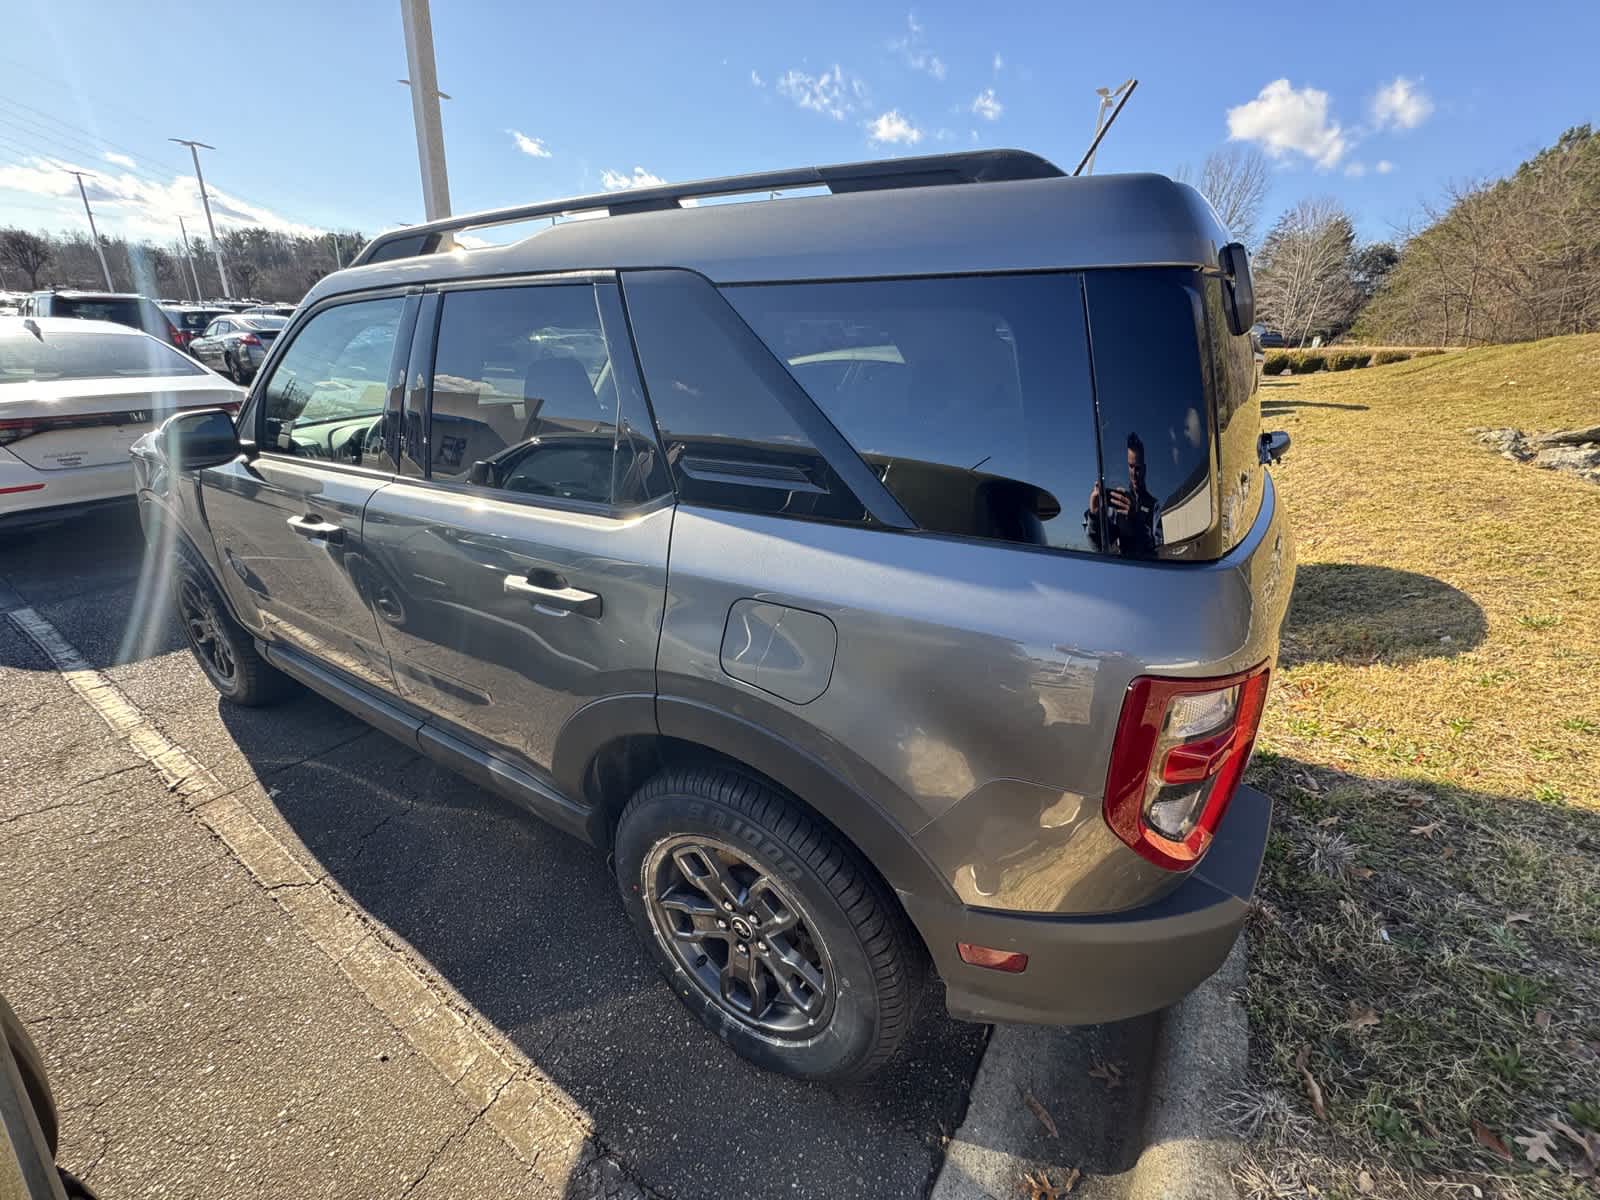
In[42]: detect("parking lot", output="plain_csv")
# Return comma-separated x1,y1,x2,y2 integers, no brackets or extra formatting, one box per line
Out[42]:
0,508,1148,1200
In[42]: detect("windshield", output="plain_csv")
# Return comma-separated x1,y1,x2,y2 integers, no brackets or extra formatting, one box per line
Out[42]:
0,327,205,382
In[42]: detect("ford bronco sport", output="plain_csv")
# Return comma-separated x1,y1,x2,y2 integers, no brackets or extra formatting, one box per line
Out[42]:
133,149,1295,1081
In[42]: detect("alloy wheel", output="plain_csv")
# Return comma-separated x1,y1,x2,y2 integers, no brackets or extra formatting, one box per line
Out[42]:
178,577,236,685
643,836,835,1039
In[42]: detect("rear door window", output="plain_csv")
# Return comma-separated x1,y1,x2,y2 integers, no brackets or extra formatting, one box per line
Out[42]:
723,273,1101,552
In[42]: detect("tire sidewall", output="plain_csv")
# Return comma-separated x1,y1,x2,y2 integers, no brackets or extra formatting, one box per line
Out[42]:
616,784,885,1080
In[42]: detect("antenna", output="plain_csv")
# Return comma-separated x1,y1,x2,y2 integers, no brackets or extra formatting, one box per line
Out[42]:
1075,79,1138,177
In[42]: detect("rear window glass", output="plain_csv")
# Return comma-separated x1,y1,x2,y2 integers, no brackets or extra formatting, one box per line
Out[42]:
170,310,223,331
724,273,1101,552
0,327,203,382
1083,270,1212,557
54,297,142,325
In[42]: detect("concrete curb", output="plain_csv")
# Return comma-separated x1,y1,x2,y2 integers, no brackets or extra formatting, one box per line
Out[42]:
1126,938,1249,1200
928,939,1248,1200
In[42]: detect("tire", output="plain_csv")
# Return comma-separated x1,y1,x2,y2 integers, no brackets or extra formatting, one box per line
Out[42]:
173,554,296,707
1,995,57,1155
225,354,245,385
615,766,925,1081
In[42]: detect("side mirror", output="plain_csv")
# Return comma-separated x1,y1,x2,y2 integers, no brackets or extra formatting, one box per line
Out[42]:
162,408,241,470
467,459,498,487
1219,242,1255,335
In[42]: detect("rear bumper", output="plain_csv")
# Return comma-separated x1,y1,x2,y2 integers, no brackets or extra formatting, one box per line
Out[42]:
902,783,1271,1026
0,454,134,529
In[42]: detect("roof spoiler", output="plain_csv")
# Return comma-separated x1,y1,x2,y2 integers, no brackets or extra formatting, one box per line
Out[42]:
351,149,1063,267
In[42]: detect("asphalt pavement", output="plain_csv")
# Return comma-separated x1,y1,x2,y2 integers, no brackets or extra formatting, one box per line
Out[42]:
0,505,992,1200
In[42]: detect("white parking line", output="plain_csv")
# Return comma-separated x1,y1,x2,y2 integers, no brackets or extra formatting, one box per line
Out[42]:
6,604,594,1188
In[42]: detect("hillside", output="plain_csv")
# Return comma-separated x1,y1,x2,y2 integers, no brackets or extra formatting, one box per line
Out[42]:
1243,334,1600,1196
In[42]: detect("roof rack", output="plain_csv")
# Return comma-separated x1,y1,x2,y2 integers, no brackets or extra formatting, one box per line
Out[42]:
351,149,1063,267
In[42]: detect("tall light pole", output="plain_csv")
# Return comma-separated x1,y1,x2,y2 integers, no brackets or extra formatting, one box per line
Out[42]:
170,138,231,298
177,217,203,302
66,171,115,290
1084,79,1135,176
399,0,452,220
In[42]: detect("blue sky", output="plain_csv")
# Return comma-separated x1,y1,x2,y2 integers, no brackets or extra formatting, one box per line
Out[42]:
1,0,1596,252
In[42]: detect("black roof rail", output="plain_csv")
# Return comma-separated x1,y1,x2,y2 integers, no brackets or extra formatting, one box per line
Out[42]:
351,149,1063,267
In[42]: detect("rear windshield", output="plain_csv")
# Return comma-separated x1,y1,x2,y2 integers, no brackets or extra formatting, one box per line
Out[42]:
170,309,225,331
0,327,204,383
53,297,143,325
724,274,1102,553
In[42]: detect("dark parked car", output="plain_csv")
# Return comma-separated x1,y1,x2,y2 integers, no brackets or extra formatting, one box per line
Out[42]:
134,150,1294,1082
186,314,286,383
161,305,230,353
22,291,178,347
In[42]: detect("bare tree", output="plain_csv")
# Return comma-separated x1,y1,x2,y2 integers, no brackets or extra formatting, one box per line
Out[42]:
1254,198,1360,346
0,229,53,289
1176,146,1271,248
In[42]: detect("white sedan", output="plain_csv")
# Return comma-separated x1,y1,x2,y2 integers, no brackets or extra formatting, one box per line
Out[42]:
1,316,244,531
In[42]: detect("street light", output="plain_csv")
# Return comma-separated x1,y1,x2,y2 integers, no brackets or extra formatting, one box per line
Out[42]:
169,138,231,298
399,0,452,220
1084,79,1135,176
65,170,114,289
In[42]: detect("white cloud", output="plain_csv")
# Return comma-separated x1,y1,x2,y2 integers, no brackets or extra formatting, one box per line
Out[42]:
0,153,322,240
750,69,764,88
1344,161,1367,177
1226,79,1347,169
868,110,923,146
777,65,867,120
600,166,667,191
993,52,1004,73
890,13,945,80
508,130,551,158
1371,76,1433,131
971,88,1003,121
103,151,136,168
1376,159,1395,174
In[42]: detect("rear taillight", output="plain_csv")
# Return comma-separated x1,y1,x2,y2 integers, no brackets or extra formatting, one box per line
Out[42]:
0,416,40,446
1103,664,1270,870
166,322,181,345
238,333,261,346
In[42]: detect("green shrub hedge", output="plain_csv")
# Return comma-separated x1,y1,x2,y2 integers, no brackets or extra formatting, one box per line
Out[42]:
1329,352,1373,371
1261,346,1439,374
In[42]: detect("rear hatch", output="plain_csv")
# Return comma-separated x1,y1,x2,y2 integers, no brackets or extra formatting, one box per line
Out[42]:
0,376,242,469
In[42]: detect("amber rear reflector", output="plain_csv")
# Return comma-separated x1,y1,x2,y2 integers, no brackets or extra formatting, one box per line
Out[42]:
956,942,1029,973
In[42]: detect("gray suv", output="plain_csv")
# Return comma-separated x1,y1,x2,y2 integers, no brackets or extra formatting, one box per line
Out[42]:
133,150,1295,1082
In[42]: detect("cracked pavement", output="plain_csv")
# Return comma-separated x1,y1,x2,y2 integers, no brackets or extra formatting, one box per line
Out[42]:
0,508,987,1199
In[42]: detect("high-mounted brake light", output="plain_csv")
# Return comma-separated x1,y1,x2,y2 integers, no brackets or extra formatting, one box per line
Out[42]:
1103,664,1270,871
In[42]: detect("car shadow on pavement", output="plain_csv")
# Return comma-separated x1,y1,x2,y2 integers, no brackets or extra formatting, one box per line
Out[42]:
1280,563,1486,668
214,698,1122,1200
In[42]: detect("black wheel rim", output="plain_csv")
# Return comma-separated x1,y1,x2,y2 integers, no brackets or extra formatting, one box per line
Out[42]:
644,836,835,1039
178,578,236,685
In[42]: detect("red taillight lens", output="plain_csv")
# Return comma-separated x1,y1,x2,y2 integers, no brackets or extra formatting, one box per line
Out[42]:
1103,664,1271,871
238,333,261,346
174,330,192,349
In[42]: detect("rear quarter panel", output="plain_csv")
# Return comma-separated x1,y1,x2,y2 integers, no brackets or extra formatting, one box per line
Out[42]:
659,479,1293,915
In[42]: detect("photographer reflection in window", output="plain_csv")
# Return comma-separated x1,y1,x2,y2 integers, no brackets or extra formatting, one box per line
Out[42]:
1085,432,1163,557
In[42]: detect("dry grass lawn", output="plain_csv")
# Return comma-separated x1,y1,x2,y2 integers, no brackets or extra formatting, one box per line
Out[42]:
1238,334,1600,1197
